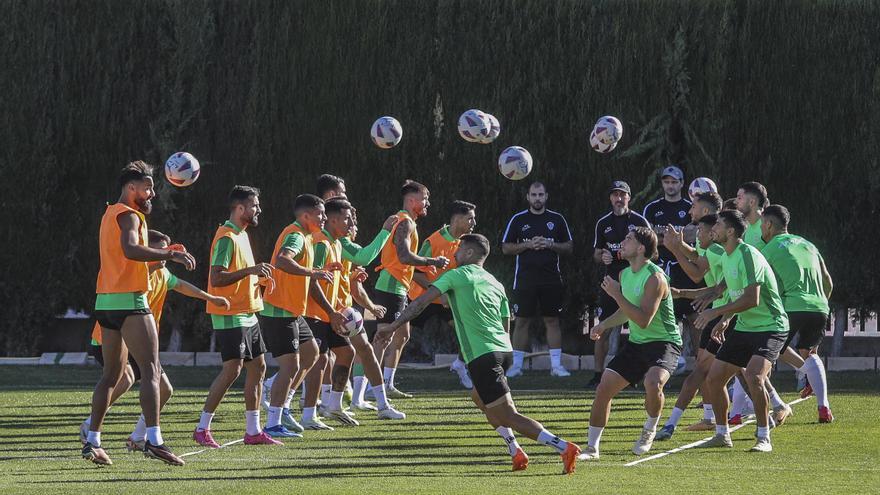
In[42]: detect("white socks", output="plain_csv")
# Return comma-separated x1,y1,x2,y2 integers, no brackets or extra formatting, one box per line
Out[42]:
644,416,660,432
264,372,277,391
146,426,163,445
587,426,604,451
665,407,685,427
803,355,830,408
283,388,295,410
328,391,344,410
383,367,396,388
320,384,332,405
87,430,101,447
83,417,92,427
131,414,147,442
267,406,282,428
496,427,521,456
197,411,214,431
512,350,525,369
703,404,715,421
302,406,316,423
756,426,770,440
766,380,785,409
549,349,562,369
352,376,368,404
537,429,568,454
731,379,748,416
715,424,730,436
245,410,261,436
372,384,389,410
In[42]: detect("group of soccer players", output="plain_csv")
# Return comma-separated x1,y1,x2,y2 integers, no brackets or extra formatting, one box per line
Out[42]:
81,159,833,474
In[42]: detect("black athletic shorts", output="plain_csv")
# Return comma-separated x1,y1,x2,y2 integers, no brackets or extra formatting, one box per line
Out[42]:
512,284,564,318
411,302,453,329
784,311,828,350
94,309,152,331
597,289,619,322
715,329,787,368
467,351,513,406
606,340,682,385
215,323,266,362
306,317,350,353
699,316,724,355
372,290,408,324
259,315,315,357
90,344,146,381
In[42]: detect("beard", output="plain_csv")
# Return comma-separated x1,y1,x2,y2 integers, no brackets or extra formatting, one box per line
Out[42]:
135,197,152,214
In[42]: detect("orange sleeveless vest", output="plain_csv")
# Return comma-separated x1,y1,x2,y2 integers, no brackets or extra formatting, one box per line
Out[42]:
96,203,150,294
263,223,313,316
337,258,354,310
376,211,418,290
207,224,263,315
92,267,171,344
305,231,342,322
409,227,460,303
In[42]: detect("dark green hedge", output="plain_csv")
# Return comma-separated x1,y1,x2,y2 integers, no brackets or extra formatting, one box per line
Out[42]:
2,0,878,355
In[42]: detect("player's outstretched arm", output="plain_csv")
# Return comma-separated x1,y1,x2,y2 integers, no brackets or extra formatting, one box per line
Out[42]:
117,212,195,269
351,279,386,320
172,279,230,309
394,219,447,268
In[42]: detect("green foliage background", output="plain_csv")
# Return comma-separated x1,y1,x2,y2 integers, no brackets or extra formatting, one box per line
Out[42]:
1,0,878,355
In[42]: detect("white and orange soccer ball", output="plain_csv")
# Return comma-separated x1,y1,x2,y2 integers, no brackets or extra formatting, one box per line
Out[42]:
370,116,403,149
498,146,533,180
341,307,365,337
458,109,491,143
688,177,719,201
164,152,201,187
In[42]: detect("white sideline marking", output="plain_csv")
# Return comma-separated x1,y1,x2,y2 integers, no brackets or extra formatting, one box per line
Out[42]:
180,438,243,458
624,396,812,467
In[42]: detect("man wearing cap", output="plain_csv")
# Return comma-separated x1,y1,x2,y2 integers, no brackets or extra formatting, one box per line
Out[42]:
642,166,699,361
501,181,574,378
590,180,651,389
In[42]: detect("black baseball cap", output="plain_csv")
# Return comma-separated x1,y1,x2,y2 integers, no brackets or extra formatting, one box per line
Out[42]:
609,180,631,195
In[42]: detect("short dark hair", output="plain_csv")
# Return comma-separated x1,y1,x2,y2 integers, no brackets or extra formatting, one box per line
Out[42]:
718,209,747,238
293,194,323,216
229,185,260,208
698,213,718,228
528,181,546,192
148,229,170,245
763,204,790,229
316,174,345,198
401,179,428,197
631,226,659,261
696,191,723,212
324,197,352,216
118,161,153,188
449,200,476,217
739,181,769,209
722,198,738,211
460,233,490,259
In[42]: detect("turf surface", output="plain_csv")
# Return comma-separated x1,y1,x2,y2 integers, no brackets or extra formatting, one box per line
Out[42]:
0,365,878,494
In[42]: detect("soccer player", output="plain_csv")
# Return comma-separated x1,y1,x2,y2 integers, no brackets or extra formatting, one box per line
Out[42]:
696,210,789,452
410,200,477,388
736,181,769,250
85,161,195,466
501,182,574,378
376,234,581,474
760,204,834,423
373,180,449,398
654,192,726,439
590,180,651,389
642,166,700,362
193,186,281,447
81,230,229,450
257,194,339,438
581,228,683,460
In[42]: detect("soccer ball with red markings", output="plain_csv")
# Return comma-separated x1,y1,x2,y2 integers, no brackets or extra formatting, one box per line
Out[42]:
164,152,201,187
498,146,533,180
589,129,618,154
341,307,365,337
593,115,623,145
370,116,403,149
476,113,501,144
688,177,719,201
458,109,491,143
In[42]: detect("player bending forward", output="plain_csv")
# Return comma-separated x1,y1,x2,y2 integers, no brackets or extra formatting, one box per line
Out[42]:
376,234,580,474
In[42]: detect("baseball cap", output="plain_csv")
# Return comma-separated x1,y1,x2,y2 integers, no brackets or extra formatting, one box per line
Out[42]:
609,180,631,195
661,165,684,181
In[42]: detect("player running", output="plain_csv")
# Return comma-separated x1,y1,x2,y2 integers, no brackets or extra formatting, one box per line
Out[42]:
696,210,789,453
581,228,683,460
376,234,581,474
81,230,228,451
85,161,195,466
760,205,834,423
